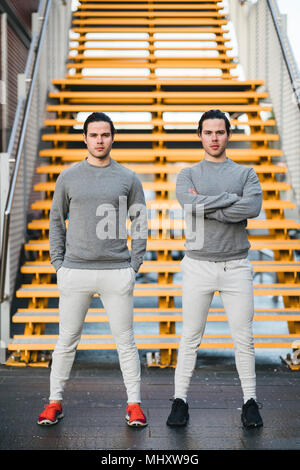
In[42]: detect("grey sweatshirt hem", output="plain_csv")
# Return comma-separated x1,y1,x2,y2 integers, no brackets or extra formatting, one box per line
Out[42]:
62,258,131,270
186,248,249,262
52,258,141,272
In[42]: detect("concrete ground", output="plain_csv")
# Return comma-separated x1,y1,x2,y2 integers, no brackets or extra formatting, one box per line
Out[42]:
2,260,299,456
0,349,299,454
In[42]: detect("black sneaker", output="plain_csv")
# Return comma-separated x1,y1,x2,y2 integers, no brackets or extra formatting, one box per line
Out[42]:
167,398,189,427
241,398,263,429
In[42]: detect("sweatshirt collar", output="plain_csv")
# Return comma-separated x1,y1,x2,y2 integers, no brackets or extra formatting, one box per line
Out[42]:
84,157,113,169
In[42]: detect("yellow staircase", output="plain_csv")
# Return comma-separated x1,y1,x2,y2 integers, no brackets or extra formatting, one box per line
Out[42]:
6,0,300,368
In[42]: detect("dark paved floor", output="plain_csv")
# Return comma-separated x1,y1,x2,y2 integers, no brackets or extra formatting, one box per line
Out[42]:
0,350,299,454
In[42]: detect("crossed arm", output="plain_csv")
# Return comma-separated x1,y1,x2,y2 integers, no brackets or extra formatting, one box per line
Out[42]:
176,167,262,223
176,168,240,215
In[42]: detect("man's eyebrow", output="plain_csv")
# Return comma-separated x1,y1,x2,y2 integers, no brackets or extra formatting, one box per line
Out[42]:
88,131,111,135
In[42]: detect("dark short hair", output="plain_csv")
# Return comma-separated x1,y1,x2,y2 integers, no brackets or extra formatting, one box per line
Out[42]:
83,112,115,138
198,109,231,135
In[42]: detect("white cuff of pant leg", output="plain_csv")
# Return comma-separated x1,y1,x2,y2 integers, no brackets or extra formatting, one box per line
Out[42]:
174,396,187,403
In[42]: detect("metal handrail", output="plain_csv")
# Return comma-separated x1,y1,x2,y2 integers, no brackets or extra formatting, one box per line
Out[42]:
0,0,52,303
266,0,300,111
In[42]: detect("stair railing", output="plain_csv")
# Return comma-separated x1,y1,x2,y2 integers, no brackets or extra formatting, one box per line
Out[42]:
0,0,71,361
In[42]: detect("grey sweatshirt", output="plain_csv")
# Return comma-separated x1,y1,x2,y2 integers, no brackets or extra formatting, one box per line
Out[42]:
176,158,262,261
49,158,147,272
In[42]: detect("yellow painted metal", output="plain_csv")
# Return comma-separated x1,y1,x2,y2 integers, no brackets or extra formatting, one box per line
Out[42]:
7,0,300,368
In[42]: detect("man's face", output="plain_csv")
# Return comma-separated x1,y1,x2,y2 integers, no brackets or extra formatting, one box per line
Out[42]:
198,118,230,161
83,121,114,160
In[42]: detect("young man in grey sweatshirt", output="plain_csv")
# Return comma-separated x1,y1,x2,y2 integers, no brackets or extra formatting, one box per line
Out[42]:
37,112,148,427
166,109,263,429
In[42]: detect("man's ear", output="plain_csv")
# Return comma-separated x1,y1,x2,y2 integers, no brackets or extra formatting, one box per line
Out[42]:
83,133,87,144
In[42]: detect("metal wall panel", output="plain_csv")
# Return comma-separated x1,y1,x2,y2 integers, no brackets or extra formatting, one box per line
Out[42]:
228,0,300,217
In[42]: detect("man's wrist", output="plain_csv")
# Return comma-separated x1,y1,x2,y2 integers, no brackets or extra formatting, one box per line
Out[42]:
52,260,64,272
130,260,140,273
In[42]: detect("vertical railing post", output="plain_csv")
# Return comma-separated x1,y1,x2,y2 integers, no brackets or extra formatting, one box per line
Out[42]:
0,153,10,363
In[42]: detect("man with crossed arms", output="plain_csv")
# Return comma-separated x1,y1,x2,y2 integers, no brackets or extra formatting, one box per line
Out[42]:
167,109,263,429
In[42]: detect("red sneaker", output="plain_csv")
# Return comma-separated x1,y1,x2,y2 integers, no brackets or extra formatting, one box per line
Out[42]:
125,404,147,427
37,403,64,426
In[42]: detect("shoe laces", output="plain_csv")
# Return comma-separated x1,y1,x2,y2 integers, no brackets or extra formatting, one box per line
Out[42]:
46,403,61,411
41,403,61,419
127,404,145,421
170,398,186,410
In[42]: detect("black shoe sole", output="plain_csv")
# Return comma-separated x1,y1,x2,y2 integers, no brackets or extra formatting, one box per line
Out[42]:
241,418,263,429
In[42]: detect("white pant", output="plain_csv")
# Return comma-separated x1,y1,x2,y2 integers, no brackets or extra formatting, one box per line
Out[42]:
175,256,256,403
50,266,141,403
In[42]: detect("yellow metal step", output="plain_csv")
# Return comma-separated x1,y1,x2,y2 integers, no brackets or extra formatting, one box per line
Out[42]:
38,148,282,163
69,54,234,62
72,19,229,26
11,307,300,324
23,239,300,253
15,283,300,303
41,132,279,143
27,218,300,232
73,35,231,44
33,180,289,193
76,2,222,9
48,91,266,102
66,61,237,70
72,27,230,34
46,103,273,114
52,79,265,88
69,46,233,52
80,0,221,2
67,73,239,80
8,334,300,352
43,118,276,129
35,163,286,176
20,260,300,275
31,198,296,212
73,11,227,18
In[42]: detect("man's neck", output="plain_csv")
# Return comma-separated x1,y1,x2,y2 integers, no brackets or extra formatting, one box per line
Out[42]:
86,155,111,167
204,153,227,163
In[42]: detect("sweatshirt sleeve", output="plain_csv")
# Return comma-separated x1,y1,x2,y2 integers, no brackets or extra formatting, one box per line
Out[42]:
176,167,240,214
127,173,148,272
206,168,262,223
49,172,69,272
